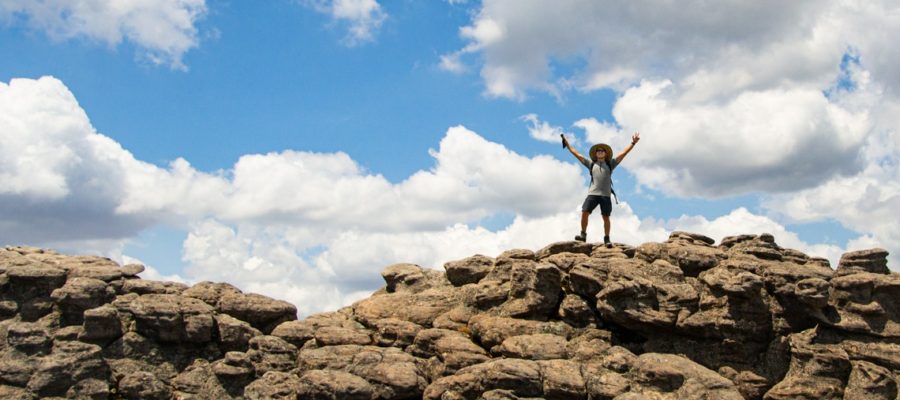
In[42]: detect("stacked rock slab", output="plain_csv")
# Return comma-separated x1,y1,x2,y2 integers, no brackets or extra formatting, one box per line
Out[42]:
0,234,897,399
0,246,297,399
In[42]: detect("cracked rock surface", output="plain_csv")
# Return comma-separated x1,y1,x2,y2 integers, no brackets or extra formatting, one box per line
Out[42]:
0,233,897,399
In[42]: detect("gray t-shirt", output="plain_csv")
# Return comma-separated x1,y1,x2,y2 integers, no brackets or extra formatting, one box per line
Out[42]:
580,158,619,196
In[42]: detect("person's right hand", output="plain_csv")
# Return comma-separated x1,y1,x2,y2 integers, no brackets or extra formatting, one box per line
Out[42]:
561,134,569,148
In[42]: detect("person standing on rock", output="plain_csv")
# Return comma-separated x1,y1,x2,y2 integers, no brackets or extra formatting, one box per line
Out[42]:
562,132,640,248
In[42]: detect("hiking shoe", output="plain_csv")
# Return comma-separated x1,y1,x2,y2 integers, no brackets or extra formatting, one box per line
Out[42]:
575,233,587,242
604,236,613,248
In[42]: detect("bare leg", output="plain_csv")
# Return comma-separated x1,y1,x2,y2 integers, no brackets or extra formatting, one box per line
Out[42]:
581,212,590,232
602,215,611,236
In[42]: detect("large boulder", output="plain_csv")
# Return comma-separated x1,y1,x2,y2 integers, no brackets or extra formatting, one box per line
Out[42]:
844,360,898,399
170,359,236,399
182,281,243,308
557,292,598,328
369,317,423,348
118,370,172,400
0,350,38,387
218,293,297,334
27,341,108,398
497,333,568,360
764,328,852,399
820,272,900,337
535,241,594,259
5,264,67,300
628,353,744,399
80,304,123,342
216,313,263,352
407,328,490,379
297,344,428,398
353,287,460,327
271,309,362,348
245,371,305,400
720,234,785,261
835,248,890,277
498,262,562,320
634,232,724,277
423,358,544,399
538,359,587,399
67,265,123,283
444,255,494,286
51,277,115,325
212,351,256,390
129,294,216,343
296,370,372,400
593,259,699,334
468,314,572,351
314,326,373,346
381,263,447,294
676,264,772,341
247,335,298,377
6,322,52,355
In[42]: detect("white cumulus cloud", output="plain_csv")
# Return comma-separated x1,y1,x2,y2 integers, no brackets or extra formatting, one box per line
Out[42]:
0,0,207,69
443,1,897,197
0,75,588,243
762,94,900,268
613,80,870,198
0,77,184,247
303,0,387,46
1,75,888,318
573,118,623,148
447,1,900,99
521,114,572,144
444,1,900,263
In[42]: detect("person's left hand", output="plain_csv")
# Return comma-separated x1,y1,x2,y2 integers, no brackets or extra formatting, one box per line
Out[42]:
632,132,641,144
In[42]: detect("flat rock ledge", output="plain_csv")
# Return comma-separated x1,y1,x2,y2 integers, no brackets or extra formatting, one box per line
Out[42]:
0,233,896,399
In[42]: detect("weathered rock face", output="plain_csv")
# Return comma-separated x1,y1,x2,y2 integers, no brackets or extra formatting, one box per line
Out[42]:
0,246,298,399
130,294,216,343
0,234,897,399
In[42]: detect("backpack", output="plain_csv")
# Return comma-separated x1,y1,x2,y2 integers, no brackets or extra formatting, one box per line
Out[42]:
588,160,618,204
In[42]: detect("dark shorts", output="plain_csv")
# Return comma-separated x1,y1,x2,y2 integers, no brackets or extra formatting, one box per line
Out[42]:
582,195,612,216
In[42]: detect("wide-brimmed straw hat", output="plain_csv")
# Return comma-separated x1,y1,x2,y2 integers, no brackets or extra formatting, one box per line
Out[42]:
589,143,613,163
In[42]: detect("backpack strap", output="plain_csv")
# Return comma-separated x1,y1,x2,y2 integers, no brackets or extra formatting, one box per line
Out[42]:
589,161,595,185
605,160,618,204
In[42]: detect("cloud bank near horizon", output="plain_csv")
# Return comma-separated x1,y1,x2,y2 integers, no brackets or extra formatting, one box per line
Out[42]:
0,75,883,315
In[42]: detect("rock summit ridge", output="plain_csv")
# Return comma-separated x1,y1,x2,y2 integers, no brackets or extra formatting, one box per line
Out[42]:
0,232,896,399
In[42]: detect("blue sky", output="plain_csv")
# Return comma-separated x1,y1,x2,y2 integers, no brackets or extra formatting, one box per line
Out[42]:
2,0,897,315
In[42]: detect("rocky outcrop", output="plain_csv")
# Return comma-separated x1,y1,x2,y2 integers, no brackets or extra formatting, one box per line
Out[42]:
0,234,896,399
0,246,297,399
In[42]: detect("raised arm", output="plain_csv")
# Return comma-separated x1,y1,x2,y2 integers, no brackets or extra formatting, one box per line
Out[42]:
615,132,640,164
563,136,588,165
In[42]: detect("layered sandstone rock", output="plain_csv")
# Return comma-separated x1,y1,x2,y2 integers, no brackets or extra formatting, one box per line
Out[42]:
0,234,896,399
